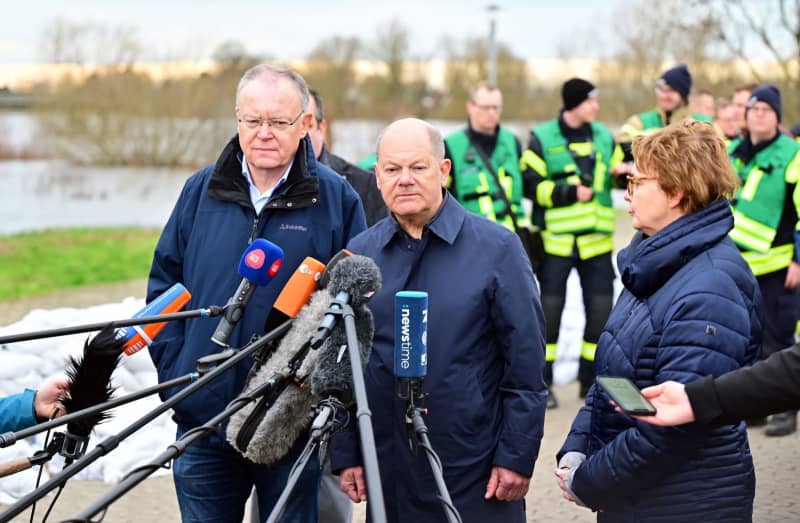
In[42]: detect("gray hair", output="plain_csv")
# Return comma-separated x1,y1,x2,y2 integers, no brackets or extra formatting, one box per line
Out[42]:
375,118,445,163
235,63,310,112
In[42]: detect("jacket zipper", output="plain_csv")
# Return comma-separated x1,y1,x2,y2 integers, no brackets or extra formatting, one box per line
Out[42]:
248,212,260,242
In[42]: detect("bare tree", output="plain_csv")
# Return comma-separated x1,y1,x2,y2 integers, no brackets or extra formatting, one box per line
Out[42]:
39,18,141,66
304,36,363,121
438,37,533,119
693,0,800,117
36,18,228,167
591,0,730,122
364,19,416,117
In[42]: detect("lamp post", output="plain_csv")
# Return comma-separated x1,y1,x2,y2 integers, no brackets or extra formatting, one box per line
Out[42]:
487,4,499,85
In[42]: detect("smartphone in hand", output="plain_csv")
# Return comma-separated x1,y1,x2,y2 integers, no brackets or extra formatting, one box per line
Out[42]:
596,376,657,416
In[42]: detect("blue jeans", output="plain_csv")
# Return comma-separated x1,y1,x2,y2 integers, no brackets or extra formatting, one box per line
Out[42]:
173,426,320,523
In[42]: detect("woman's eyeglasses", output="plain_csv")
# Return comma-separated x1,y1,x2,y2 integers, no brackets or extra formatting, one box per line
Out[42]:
626,174,656,196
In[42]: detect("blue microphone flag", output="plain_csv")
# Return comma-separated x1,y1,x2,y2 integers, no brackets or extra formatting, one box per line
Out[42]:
238,238,284,286
394,290,428,379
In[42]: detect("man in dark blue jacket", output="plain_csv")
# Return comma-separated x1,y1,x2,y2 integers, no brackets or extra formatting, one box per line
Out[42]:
147,63,366,523
330,118,547,523
307,87,387,228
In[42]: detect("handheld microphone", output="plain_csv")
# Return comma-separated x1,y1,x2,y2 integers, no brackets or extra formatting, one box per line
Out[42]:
117,282,192,356
211,239,284,347
394,291,428,401
263,257,325,333
310,255,381,406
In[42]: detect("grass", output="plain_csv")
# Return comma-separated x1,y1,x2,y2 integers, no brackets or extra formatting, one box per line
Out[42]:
0,227,161,301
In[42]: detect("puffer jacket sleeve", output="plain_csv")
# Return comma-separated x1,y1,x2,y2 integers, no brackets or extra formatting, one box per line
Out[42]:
556,393,595,461
571,267,755,510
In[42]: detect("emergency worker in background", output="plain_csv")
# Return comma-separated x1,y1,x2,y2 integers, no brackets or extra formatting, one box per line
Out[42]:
728,84,800,437
520,78,618,406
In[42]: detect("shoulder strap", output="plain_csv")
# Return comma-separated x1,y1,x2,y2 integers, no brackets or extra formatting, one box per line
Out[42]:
468,133,521,232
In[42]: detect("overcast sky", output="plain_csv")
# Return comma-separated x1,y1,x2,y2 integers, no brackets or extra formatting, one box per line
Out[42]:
0,0,626,64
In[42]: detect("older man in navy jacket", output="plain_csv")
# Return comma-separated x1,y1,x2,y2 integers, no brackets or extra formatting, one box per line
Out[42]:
147,64,366,523
330,118,547,523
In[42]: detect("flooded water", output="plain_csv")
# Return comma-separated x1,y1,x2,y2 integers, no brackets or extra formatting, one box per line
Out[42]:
0,112,536,236
0,159,192,235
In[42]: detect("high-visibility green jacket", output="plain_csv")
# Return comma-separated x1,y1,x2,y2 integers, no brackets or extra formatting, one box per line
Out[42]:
617,106,713,145
445,127,528,231
521,118,615,259
639,109,714,130
729,133,800,276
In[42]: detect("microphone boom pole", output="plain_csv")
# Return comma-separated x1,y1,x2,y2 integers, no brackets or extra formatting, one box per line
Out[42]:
0,320,292,522
71,368,298,522
265,397,345,523
0,373,198,449
0,307,223,345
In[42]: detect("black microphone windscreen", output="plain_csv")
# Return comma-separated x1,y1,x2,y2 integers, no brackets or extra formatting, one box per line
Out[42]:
226,290,332,465
310,303,374,406
62,326,121,437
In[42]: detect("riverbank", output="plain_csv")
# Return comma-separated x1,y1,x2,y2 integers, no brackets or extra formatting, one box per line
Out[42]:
0,279,148,327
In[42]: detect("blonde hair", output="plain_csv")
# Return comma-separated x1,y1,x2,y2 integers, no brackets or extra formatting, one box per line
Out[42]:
632,119,738,213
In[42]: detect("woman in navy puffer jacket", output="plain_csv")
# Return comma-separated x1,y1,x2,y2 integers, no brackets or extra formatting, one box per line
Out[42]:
556,120,761,522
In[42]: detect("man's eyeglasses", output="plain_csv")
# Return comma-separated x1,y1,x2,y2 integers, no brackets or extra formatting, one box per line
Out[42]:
472,103,503,113
654,82,677,96
626,174,656,196
237,110,304,132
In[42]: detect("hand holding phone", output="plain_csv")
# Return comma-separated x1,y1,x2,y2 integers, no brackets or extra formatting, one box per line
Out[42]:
596,376,657,416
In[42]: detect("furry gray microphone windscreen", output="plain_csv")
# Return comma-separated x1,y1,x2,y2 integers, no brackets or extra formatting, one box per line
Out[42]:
226,255,381,465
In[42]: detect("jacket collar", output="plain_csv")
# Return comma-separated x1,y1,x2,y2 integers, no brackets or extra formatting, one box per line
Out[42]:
657,104,694,126
374,191,464,249
617,199,734,298
208,135,320,210
317,145,331,166
731,130,782,165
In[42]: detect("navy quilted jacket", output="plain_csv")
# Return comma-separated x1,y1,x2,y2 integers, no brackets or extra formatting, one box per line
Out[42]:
558,199,761,522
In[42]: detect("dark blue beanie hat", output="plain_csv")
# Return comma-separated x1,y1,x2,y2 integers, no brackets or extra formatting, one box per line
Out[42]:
658,64,692,101
747,84,782,122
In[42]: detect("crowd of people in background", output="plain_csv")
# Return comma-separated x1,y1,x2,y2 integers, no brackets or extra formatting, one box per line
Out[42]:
6,60,800,523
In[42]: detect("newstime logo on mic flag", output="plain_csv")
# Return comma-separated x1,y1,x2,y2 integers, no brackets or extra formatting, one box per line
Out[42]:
394,291,428,379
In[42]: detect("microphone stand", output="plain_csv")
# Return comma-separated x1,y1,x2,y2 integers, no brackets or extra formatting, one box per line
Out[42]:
0,319,292,522
0,373,197,477
403,384,461,523
0,307,224,345
265,397,347,523
341,302,387,523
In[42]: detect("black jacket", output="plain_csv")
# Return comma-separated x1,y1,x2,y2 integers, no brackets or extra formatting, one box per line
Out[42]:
687,343,800,426
319,146,387,227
